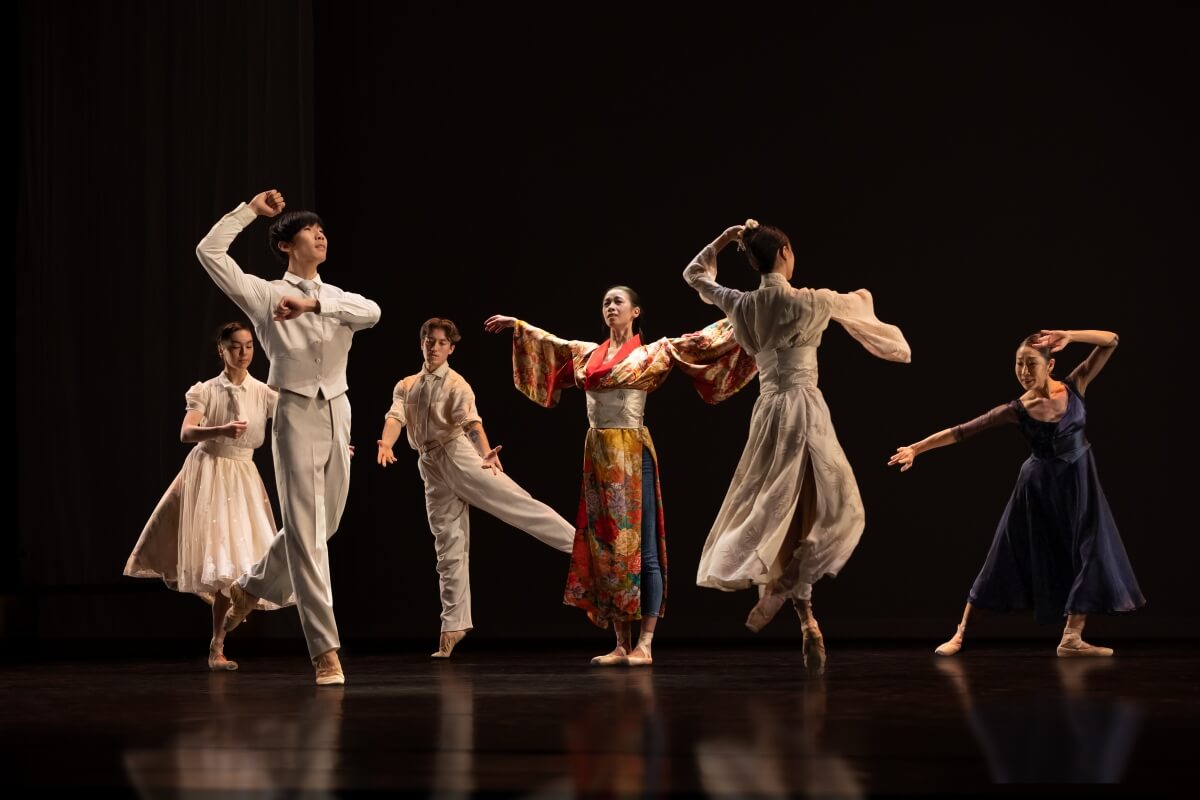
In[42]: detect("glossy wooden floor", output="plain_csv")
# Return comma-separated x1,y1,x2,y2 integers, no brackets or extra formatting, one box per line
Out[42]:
2,640,1193,796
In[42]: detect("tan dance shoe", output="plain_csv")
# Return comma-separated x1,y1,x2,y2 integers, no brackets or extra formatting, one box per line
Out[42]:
432,629,468,659
222,583,258,633
934,624,966,656
314,649,345,685
1056,631,1114,657
207,639,238,671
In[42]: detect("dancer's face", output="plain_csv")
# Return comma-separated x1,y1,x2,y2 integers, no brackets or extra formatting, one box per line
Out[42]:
279,224,327,266
1014,346,1053,390
422,327,456,370
219,329,255,372
601,289,640,335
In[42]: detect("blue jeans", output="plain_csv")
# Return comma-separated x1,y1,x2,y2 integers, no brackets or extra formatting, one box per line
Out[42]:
641,448,663,618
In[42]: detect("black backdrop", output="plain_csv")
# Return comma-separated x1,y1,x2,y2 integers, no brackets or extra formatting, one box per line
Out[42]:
14,2,1194,649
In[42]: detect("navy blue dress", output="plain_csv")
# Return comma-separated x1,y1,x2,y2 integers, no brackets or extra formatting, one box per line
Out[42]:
959,378,1145,625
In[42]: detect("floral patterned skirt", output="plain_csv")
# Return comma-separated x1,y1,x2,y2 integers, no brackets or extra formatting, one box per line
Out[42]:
564,427,668,628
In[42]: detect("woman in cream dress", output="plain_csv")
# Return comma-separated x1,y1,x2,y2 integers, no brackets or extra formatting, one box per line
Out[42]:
125,322,290,670
683,221,911,673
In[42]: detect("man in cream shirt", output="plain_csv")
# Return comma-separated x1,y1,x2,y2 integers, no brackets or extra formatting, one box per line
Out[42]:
376,318,574,658
196,188,381,685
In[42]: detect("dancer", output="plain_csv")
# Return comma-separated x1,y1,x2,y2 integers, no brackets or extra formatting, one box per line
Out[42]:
377,317,575,658
125,322,290,670
889,329,1144,656
196,188,381,685
683,220,911,673
484,288,755,666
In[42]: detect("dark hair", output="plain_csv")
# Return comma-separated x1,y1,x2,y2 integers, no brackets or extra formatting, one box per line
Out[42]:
268,210,325,265
215,321,252,347
1017,333,1053,362
420,317,462,344
603,285,644,336
741,222,791,274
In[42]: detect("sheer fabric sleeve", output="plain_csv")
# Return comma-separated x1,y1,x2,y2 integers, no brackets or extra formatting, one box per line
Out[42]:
683,244,743,315
511,321,595,408
664,318,759,404
952,403,1018,442
817,288,912,363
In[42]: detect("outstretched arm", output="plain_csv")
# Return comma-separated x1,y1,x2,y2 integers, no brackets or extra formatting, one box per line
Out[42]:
889,404,1016,472
1032,329,1119,396
465,422,504,475
377,381,407,467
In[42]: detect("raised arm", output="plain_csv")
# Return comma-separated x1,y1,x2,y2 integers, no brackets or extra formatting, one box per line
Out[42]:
682,226,745,315
1032,329,1119,396
195,190,287,326
888,404,1016,472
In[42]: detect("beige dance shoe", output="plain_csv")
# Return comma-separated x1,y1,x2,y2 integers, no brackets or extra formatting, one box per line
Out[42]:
432,629,468,659
801,624,826,676
1056,631,1114,657
222,583,257,633
745,591,787,633
626,633,654,667
314,649,346,685
934,624,966,656
207,638,238,671
590,645,629,666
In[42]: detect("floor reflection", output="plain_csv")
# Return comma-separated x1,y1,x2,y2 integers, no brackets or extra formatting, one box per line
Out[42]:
122,672,345,795
936,657,1143,783
430,664,476,798
560,669,667,797
695,678,864,799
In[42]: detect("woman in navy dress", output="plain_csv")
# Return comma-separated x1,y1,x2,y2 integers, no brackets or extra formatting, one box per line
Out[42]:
889,329,1144,657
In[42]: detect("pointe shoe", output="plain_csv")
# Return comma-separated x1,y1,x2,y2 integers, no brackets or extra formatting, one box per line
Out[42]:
590,645,629,666
802,625,826,676
314,649,345,685
745,592,787,633
222,583,258,633
207,639,238,671
934,624,966,656
431,629,468,659
626,633,654,667
1056,631,1114,658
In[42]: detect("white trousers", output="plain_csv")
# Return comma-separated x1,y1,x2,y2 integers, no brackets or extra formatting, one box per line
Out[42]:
419,436,574,632
241,390,351,659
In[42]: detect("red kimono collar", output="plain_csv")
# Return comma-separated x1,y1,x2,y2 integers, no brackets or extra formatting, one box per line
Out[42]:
584,335,641,389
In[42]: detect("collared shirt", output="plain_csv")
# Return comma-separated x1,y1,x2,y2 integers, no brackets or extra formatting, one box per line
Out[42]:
185,372,278,450
196,203,382,399
385,362,483,452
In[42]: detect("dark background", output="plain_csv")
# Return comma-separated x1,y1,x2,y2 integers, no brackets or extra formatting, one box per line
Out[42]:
14,1,1194,651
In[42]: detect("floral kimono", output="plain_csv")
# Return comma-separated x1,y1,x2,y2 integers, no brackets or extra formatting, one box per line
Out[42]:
511,318,757,627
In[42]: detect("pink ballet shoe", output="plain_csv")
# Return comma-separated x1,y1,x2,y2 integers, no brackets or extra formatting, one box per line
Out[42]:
207,639,238,671
1056,631,1113,658
934,624,966,656
432,629,468,659
745,592,787,633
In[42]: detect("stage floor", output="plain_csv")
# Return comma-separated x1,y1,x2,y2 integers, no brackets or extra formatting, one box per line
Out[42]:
3,642,1193,796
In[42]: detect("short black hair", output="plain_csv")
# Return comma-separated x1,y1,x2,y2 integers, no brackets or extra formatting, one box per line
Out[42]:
268,210,324,265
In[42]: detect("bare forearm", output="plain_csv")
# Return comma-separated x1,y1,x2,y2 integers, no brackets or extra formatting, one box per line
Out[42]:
911,428,959,455
180,425,229,444
1067,330,1119,347
379,418,403,449
465,422,492,458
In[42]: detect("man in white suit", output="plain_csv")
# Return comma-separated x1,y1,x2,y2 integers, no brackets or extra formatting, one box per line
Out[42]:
196,188,381,685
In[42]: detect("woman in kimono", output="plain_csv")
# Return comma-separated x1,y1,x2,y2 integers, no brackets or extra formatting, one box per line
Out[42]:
125,322,290,670
484,288,756,666
889,329,1143,657
683,221,911,674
